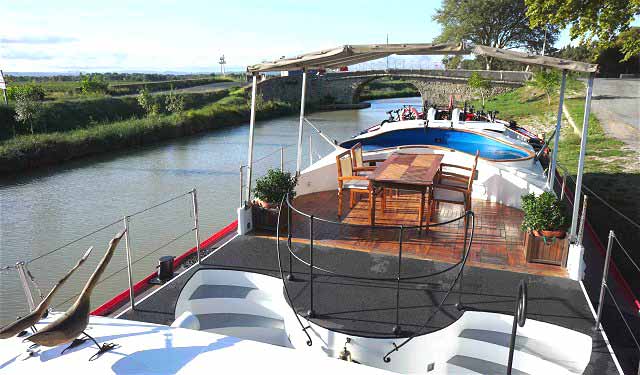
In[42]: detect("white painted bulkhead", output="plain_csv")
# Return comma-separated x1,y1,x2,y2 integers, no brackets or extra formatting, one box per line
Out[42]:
173,269,592,374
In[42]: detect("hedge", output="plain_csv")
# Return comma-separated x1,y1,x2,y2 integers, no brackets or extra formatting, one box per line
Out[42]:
0,90,232,141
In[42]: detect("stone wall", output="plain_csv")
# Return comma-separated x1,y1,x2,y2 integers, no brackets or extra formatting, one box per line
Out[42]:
257,70,527,106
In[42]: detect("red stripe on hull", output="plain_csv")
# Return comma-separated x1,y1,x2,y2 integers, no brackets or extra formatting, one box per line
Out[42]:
91,220,238,316
558,172,639,312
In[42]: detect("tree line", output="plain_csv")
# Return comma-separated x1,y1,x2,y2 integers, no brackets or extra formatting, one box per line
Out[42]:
435,0,639,74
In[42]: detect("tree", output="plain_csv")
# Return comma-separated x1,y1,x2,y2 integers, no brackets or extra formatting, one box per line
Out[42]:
442,55,462,70
164,88,185,115
434,0,559,70
468,72,492,106
14,92,44,134
527,70,560,105
137,87,160,116
80,74,108,94
526,0,640,62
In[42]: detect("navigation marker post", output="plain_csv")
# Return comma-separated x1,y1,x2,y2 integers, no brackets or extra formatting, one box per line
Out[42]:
0,70,7,105
219,55,226,76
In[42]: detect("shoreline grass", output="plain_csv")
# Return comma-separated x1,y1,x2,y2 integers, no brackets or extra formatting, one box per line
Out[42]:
0,91,294,173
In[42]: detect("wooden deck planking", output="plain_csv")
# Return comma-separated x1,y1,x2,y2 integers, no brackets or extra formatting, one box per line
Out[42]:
289,190,568,278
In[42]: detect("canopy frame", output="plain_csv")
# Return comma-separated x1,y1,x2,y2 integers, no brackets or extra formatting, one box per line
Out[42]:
242,42,598,248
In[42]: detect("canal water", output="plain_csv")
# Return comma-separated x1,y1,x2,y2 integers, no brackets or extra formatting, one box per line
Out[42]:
0,97,421,324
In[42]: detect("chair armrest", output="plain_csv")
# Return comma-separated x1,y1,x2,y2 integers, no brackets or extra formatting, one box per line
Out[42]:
440,172,469,181
338,175,369,181
364,158,386,165
440,163,472,171
354,166,376,172
433,184,468,193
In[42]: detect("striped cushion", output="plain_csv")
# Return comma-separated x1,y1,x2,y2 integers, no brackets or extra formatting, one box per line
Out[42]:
433,187,465,203
343,180,369,190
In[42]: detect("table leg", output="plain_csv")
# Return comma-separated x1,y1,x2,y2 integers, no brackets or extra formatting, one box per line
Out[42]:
419,189,425,230
370,189,376,226
425,186,432,233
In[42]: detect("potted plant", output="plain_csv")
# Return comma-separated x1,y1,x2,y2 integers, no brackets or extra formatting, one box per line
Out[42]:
521,191,567,238
252,168,297,231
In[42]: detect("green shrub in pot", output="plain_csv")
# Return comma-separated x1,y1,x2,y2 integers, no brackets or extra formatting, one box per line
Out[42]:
253,168,297,207
520,191,567,238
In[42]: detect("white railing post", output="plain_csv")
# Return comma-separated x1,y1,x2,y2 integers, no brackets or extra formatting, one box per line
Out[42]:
239,165,244,206
245,74,258,205
570,73,595,242
280,146,284,171
549,70,567,189
15,261,36,311
296,70,307,175
577,195,588,246
191,188,201,265
309,134,313,168
560,170,567,201
123,215,135,310
595,230,615,330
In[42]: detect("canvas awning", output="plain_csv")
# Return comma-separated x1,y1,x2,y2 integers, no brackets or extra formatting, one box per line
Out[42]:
247,42,598,73
470,45,597,73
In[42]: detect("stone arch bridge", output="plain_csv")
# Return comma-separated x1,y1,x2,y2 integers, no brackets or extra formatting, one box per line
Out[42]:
257,69,531,106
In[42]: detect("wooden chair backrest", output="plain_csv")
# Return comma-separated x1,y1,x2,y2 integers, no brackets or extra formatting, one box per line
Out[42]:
336,149,354,181
467,150,480,192
350,142,364,169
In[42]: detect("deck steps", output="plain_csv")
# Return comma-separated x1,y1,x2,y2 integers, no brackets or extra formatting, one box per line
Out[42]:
443,328,584,374
174,273,292,348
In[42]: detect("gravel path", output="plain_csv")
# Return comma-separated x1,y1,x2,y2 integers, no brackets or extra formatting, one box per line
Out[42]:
590,78,640,148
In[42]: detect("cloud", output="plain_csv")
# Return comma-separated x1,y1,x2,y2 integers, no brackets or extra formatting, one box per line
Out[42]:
2,50,53,60
0,36,78,44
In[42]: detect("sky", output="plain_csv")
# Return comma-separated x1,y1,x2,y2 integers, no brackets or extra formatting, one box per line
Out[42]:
1,0,637,73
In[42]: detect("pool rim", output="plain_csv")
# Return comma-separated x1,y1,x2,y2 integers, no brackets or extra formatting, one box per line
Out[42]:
343,127,536,163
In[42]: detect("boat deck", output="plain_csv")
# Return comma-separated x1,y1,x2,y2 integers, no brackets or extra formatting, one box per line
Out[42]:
289,190,567,278
121,234,617,374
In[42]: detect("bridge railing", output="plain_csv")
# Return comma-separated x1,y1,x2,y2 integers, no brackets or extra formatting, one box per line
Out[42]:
326,69,532,83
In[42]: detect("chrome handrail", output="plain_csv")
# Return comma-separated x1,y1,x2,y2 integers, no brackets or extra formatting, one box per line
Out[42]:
1,189,201,315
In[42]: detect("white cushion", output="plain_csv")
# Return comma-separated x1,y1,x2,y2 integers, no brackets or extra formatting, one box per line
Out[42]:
433,187,465,203
343,179,369,190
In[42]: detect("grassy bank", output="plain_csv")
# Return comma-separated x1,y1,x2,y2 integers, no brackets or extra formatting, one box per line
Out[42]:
475,85,639,291
9,75,237,100
359,78,420,101
0,90,295,173
0,90,234,141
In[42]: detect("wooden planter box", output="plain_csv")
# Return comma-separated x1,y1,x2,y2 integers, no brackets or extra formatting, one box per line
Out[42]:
525,231,569,267
252,205,288,232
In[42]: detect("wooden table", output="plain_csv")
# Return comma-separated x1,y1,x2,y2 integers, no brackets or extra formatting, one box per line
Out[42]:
368,153,444,227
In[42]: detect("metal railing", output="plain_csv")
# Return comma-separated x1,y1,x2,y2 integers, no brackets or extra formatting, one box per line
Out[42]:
594,230,640,372
550,164,640,373
0,188,203,318
240,145,296,206
240,118,339,205
275,192,475,363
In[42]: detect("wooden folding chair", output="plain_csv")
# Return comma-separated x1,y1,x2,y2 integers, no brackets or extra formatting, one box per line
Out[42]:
336,149,383,224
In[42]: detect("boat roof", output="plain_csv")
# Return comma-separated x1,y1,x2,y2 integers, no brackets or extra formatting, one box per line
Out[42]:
0,314,388,374
247,42,598,73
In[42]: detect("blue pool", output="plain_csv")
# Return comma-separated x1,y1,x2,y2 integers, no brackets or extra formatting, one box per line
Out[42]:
340,128,532,160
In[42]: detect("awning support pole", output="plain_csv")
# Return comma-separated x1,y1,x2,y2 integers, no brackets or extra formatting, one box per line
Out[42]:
548,70,567,189
296,69,307,175
245,73,258,205
570,73,595,241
